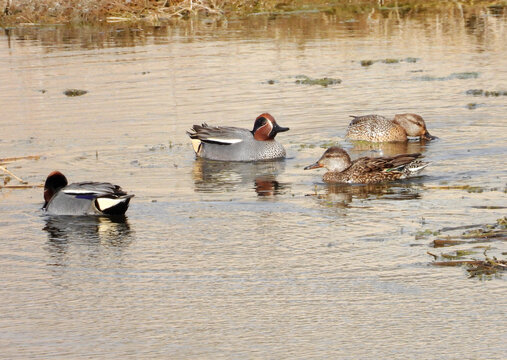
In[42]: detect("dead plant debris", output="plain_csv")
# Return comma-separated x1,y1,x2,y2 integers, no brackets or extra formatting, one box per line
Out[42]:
425,217,507,279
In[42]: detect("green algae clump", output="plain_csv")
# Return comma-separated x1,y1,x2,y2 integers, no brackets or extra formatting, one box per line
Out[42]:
295,75,341,87
64,89,88,97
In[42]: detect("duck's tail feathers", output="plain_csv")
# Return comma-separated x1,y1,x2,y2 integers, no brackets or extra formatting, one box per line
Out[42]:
95,195,134,215
403,160,431,177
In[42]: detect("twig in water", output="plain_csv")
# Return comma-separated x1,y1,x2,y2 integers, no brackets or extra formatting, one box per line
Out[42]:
0,166,27,184
0,155,41,163
0,184,43,189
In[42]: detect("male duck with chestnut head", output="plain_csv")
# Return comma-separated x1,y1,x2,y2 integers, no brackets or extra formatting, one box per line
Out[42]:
188,113,290,162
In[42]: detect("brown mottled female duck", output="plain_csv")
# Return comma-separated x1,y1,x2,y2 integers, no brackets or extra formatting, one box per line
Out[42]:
346,113,436,142
304,146,430,184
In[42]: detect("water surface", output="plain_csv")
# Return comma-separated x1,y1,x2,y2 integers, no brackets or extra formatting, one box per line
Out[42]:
1,9,506,359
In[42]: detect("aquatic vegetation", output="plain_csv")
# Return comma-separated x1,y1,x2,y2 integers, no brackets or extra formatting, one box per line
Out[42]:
415,228,440,239
297,143,317,151
414,72,479,81
360,57,418,67
430,250,507,279
466,89,484,96
426,217,507,279
466,89,507,96
451,72,479,79
64,89,88,97
295,75,341,87
361,60,374,67
466,256,507,278
466,186,484,193
416,75,445,81
383,58,400,64
3,175,11,185
1,0,505,25
424,184,502,192
319,140,341,149
432,239,466,247
441,249,476,260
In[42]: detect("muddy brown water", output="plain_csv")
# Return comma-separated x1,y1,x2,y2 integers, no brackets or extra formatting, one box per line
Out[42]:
1,10,506,359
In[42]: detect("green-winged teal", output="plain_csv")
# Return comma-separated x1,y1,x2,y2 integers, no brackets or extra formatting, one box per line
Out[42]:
346,113,436,142
43,171,134,215
187,113,289,161
304,146,430,184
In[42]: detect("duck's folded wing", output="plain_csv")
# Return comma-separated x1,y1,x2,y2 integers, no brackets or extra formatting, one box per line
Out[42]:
354,153,422,172
62,182,129,198
187,124,247,145
349,114,388,125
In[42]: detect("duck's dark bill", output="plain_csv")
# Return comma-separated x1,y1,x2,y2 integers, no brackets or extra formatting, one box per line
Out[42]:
422,131,438,140
272,123,290,134
304,162,322,170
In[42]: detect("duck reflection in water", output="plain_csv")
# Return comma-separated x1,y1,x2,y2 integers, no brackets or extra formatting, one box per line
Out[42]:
308,182,422,208
43,216,133,265
192,158,289,197
347,139,431,158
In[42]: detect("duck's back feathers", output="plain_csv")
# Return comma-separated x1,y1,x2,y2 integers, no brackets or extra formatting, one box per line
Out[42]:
62,182,128,197
323,152,428,183
44,181,133,216
354,153,422,172
187,124,247,145
349,114,389,125
187,123,286,161
346,115,407,142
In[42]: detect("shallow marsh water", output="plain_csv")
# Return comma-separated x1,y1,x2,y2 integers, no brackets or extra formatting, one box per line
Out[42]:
1,9,506,359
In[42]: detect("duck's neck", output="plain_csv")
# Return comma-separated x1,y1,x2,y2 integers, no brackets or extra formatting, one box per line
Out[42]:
327,158,352,173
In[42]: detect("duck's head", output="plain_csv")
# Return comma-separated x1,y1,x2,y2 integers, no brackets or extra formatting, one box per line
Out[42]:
44,171,68,207
252,113,289,141
304,146,352,172
393,113,437,140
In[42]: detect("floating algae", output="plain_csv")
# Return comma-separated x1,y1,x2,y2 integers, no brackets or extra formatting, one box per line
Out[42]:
415,229,441,239
361,60,374,67
466,89,507,97
319,140,341,149
441,249,477,260
451,72,479,79
382,58,400,64
360,57,417,67
295,75,341,87
414,72,479,81
64,89,88,97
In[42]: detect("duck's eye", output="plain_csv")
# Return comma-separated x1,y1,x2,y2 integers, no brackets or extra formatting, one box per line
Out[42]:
253,117,268,132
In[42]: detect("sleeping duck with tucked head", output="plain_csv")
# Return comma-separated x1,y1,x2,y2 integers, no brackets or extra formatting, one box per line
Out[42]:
43,171,134,216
